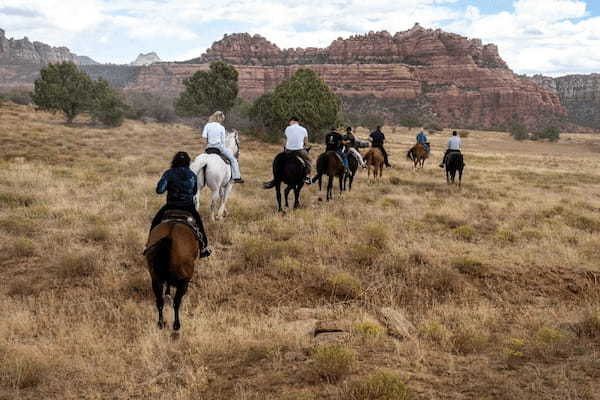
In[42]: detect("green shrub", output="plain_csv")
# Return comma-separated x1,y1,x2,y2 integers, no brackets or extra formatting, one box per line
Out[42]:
580,308,600,338
538,126,560,142
453,225,476,241
175,61,239,117
89,80,126,127
343,370,411,400
312,345,356,382
325,273,362,299
248,69,340,142
354,322,385,338
363,223,388,250
510,122,529,141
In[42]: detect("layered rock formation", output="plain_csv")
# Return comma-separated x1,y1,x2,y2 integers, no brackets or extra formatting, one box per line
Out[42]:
531,74,600,129
131,52,161,66
134,25,564,129
0,28,92,65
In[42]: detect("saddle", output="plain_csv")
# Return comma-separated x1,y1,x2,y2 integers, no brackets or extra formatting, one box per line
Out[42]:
160,210,206,247
282,150,307,168
205,148,231,165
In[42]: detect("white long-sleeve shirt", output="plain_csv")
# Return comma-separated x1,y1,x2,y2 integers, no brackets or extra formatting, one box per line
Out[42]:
202,122,225,146
448,136,462,150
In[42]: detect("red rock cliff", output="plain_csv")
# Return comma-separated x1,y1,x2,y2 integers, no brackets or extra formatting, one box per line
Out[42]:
131,25,564,129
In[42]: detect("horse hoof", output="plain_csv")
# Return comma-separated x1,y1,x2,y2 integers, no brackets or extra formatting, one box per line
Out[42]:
173,322,181,331
158,321,165,329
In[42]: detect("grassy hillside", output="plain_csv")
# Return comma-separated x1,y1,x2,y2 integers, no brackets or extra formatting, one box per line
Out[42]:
1,103,599,399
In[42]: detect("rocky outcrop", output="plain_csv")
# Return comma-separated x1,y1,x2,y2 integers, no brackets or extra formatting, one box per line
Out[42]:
531,74,600,129
131,26,563,129
131,52,161,66
193,24,508,70
0,28,93,65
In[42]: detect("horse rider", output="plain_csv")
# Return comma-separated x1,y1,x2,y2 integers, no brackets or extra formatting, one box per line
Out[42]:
344,127,367,168
416,127,430,153
439,130,462,168
326,127,350,173
202,111,244,183
263,116,312,188
369,126,391,168
149,151,211,258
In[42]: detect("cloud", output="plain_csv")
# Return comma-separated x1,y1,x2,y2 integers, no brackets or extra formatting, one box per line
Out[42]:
1,0,600,75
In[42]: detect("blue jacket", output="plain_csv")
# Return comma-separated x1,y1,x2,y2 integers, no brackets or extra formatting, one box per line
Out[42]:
416,132,428,144
156,167,197,206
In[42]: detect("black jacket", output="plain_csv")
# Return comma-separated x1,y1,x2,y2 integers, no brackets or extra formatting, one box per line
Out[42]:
156,167,198,206
325,131,343,152
370,130,385,147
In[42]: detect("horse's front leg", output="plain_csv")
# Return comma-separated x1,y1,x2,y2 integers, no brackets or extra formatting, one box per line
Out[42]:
338,175,343,195
284,185,292,209
152,280,165,329
172,281,188,331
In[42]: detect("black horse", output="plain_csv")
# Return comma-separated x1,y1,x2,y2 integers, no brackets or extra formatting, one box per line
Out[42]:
343,151,359,191
446,152,464,186
266,149,311,211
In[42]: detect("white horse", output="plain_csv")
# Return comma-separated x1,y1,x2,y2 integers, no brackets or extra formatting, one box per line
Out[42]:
190,129,240,221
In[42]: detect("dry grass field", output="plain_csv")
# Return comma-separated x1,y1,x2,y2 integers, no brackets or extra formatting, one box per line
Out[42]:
1,102,600,400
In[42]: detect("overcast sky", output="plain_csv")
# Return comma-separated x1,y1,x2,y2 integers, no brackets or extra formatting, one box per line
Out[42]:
1,0,599,76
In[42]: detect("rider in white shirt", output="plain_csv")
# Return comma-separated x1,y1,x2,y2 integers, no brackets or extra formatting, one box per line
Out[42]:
202,111,244,183
263,117,312,188
439,130,462,168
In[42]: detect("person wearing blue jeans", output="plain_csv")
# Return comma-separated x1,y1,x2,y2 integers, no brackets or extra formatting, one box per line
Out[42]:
325,128,349,169
202,111,244,183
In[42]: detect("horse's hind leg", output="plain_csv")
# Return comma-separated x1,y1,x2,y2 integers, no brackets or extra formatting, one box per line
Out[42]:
209,189,219,221
458,168,463,187
275,181,283,212
293,184,302,209
327,175,333,201
173,280,189,331
152,279,165,329
217,183,233,219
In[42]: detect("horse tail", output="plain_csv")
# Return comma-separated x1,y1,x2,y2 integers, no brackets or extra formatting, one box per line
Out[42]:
145,237,172,282
190,154,208,188
406,148,414,160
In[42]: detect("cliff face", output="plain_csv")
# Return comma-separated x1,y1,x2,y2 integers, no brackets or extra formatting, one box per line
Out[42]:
531,74,600,129
0,28,86,65
134,26,563,129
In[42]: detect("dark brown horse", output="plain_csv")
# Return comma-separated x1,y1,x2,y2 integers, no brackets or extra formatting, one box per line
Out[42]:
265,149,311,212
343,150,359,191
446,151,464,186
144,220,198,331
364,147,385,181
313,151,346,201
407,143,429,170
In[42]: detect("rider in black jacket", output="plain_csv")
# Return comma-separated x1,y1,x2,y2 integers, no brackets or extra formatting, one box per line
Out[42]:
369,126,391,168
150,152,210,258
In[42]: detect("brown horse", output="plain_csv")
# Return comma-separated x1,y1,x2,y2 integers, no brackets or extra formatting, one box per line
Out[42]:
364,147,385,180
313,151,346,201
144,220,198,331
407,143,429,170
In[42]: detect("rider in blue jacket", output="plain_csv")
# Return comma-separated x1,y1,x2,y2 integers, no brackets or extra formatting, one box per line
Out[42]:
150,152,210,258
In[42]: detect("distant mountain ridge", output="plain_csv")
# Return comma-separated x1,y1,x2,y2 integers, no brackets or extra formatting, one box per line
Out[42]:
0,28,97,65
530,74,600,130
131,52,161,66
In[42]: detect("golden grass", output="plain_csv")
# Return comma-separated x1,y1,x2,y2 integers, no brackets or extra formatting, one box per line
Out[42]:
1,102,600,398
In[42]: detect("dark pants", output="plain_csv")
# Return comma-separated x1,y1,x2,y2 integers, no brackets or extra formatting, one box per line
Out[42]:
374,145,390,166
150,203,208,248
275,149,312,177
